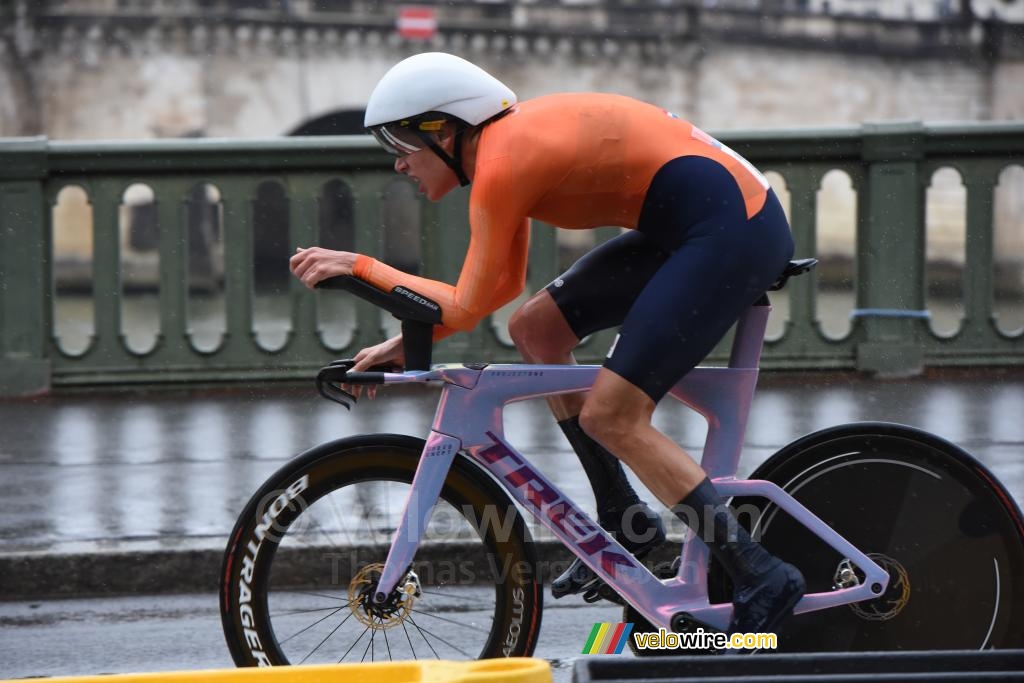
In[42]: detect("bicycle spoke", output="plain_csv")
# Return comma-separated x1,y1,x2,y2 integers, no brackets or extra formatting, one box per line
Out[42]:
272,603,351,618
401,620,418,660
361,627,375,663
383,624,393,660
412,602,494,615
306,510,347,551
298,609,357,665
323,491,358,548
278,606,345,646
410,607,482,630
418,589,483,603
356,485,394,553
408,615,441,659
280,589,351,602
274,593,362,646
407,615,475,658
337,626,370,663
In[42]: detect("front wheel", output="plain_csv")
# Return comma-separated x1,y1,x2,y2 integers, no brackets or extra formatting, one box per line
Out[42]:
714,422,1024,651
220,434,543,665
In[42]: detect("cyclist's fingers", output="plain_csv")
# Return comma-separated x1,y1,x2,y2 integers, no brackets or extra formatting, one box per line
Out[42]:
367,385,378,400
289,248,314,278
292,248,332,283
299,265,318,289
295,261,321,288
352,349,387,373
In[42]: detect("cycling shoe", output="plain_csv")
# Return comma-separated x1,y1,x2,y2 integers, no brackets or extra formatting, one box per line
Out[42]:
728,560,805,636
583,581,625,605
551,502,665,600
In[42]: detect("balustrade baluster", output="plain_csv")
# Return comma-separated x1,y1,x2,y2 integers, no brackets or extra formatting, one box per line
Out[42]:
90,179,128,362
154,179,190,360
287,176,320,357
963,164,999,343
220,179,258,359
349,175,388,355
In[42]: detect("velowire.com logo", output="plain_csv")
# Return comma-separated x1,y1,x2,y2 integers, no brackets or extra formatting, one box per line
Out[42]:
582,623,634,655
583,622,779,654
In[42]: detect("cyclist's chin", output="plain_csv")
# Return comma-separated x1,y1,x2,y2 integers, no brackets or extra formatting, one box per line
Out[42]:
424,183,457,201
419,172,462,201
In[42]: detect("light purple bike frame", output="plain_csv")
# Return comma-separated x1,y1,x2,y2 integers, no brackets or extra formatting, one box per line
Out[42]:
370,304,889,632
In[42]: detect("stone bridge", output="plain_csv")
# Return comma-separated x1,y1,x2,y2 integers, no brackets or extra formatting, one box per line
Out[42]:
1,0,1022,140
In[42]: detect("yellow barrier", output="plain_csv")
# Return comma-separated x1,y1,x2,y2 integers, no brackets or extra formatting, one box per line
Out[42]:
1,658,552,683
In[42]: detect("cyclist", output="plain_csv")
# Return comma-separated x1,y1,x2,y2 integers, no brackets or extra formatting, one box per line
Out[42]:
290,52,804,635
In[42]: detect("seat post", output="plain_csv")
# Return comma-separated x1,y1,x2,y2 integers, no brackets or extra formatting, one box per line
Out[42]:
728,298,771,369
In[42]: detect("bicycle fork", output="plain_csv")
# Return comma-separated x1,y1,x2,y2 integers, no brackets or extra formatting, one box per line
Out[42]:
373,430,460,606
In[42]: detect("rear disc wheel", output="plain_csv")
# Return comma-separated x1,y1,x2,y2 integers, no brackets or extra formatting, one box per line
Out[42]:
714,424,1024,651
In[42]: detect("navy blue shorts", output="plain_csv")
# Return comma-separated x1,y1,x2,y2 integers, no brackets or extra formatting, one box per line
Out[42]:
546,155,794,402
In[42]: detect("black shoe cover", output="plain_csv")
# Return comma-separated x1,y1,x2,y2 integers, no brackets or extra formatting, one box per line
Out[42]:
728,560,805,636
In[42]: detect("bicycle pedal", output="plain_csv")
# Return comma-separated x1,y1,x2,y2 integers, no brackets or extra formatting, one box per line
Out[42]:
656,555,682,578
671,611,722,634
582,582,625,605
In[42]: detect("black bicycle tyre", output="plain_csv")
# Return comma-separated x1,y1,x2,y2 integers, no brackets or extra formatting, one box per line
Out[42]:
219,434,544,665
709,422,1024,651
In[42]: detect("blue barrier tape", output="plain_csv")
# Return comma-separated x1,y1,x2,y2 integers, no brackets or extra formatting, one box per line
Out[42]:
850,308,931,319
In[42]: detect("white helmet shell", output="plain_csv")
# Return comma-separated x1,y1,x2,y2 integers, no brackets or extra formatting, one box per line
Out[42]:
364,52,516,128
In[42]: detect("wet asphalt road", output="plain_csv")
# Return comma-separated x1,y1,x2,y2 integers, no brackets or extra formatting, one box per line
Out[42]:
0,591,617,681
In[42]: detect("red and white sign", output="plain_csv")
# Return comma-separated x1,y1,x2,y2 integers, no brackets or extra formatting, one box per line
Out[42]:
397,6,438,40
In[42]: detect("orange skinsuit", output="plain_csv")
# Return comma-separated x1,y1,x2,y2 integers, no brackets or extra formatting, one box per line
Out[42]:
354,92,770,339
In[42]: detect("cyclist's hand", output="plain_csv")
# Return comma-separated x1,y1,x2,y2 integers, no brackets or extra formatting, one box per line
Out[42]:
290,247,359,289
345,334,405,400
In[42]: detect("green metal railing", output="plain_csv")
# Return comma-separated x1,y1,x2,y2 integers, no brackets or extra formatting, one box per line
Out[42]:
0,122,1022,395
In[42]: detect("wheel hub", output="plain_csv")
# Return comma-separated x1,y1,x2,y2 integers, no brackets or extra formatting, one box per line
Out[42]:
348,562,421,630
848,553,911,622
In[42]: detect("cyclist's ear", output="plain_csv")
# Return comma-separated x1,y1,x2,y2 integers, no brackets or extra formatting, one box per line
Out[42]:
435,121,461,147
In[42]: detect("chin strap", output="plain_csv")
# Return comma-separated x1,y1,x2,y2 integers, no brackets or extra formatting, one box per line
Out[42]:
415,127,471,187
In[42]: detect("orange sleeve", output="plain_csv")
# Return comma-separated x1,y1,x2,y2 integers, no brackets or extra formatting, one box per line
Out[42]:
352,157,534,338
431,216,530,341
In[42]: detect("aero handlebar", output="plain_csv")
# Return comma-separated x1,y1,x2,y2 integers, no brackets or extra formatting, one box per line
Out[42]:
315,276,442,372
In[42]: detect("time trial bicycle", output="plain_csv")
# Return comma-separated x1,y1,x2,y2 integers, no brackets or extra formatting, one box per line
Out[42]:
220,260,1024,665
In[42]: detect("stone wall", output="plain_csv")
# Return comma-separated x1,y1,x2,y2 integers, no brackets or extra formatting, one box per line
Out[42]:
2,2,1022,138
694,45,994,127
14,40,1018,140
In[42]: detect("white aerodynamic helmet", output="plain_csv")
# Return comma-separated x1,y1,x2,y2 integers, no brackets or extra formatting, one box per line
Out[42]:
365,52,516,129
364,52,516,184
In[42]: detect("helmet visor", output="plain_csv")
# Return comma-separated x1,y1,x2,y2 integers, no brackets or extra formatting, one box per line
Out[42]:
369,123,424,157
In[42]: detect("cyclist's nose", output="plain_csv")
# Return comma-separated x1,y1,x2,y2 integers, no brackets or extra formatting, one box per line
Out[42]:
394,157,408,173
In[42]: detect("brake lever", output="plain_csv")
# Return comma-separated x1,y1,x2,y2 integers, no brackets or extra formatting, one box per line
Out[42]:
316,359,359,410
317,378,357,410
316,359,405,409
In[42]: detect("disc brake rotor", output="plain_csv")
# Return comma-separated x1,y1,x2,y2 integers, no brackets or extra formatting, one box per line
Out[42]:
849,553,911,622
348,562,421,630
